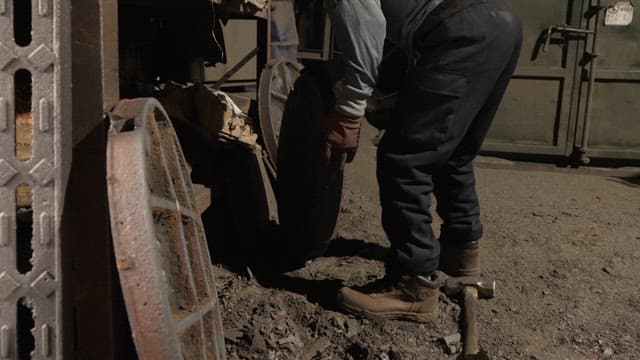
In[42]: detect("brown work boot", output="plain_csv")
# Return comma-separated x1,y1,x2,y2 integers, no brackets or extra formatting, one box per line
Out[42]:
337,274,442,323
439,240,481,277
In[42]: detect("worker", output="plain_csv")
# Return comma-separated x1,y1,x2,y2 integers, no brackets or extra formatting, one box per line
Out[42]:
324,0,522,322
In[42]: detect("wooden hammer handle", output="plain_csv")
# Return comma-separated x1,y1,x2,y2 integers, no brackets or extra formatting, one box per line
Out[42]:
463,286,480,356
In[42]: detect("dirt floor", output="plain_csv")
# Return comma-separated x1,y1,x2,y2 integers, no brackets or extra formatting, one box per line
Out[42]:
211,123,640,359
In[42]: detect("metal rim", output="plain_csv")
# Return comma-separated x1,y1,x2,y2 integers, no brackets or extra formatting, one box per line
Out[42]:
258,58,304,169
107,98,226,360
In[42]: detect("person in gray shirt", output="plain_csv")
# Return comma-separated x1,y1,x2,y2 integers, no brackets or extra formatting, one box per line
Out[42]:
323,0,522,322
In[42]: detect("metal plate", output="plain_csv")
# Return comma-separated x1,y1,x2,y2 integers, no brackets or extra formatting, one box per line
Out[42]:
107,98,226,360
605,2,634,26
276,71,343,262
258,58,303,168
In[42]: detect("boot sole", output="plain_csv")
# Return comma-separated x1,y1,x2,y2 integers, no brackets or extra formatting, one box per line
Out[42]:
339,303,438,323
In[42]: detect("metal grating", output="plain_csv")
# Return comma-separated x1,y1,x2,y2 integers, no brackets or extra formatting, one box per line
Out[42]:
107,98,226,360
0,1,71,359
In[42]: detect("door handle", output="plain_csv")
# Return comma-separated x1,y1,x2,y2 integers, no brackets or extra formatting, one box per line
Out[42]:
543,24,594,52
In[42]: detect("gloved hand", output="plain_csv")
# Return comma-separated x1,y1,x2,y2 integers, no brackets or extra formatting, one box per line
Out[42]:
325,111,363,170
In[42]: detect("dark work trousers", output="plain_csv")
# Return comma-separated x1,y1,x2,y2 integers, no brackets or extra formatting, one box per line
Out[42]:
377,0,522,277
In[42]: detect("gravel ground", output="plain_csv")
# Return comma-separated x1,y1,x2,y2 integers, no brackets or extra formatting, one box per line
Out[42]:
210,123,640,359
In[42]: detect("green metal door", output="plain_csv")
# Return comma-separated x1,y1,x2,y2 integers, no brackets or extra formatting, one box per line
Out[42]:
484,0,583,156
484,0,640,162
574,1,640,161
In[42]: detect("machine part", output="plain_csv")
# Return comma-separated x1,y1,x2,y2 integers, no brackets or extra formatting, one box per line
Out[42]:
107,98,226,360
258,58,303,168
0,0,72,358
276,70,342,263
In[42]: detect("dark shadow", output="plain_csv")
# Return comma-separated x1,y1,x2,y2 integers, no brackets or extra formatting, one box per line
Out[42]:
256,274,344,311
203,217,388,310
62,122,137,359
250,239,389,310
609,176,640,188
324,237,388,262
202,206,344,309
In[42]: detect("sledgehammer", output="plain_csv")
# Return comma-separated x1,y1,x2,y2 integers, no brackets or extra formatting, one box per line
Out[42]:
442,275,496,359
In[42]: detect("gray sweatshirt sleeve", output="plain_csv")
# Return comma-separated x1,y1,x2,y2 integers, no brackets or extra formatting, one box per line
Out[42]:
326,0,386,117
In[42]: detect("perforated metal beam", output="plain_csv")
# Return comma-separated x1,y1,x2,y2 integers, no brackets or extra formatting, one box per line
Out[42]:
0,0,72,359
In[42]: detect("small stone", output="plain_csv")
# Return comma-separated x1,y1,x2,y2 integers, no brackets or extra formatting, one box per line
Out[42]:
603,347,614,357
278,335,303,348
542,289,551,296
346,319,362,338
622,335,632,342
441,333,462,354
330,314,345,330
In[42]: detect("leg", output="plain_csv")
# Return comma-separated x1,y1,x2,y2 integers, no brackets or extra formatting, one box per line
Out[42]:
380,1,522,277
435,5,523,243
377,140,441,277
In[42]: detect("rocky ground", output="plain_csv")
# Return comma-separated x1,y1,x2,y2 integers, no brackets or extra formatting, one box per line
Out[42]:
209,123,640,360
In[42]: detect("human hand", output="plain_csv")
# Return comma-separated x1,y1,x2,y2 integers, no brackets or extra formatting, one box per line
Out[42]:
325,111,363,170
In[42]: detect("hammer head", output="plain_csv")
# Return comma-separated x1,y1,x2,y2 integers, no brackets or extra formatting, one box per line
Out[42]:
443,276,496,299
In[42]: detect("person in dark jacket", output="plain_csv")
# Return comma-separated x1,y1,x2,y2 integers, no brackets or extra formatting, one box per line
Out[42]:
324,0,522,322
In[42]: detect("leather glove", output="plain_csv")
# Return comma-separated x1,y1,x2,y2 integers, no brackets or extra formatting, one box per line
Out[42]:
325,111,363,170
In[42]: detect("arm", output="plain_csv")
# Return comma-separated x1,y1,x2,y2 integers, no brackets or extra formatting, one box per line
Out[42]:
326,0,386,117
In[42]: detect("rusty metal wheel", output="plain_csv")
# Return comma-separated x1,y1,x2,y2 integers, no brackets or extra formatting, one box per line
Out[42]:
107,98,226,360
